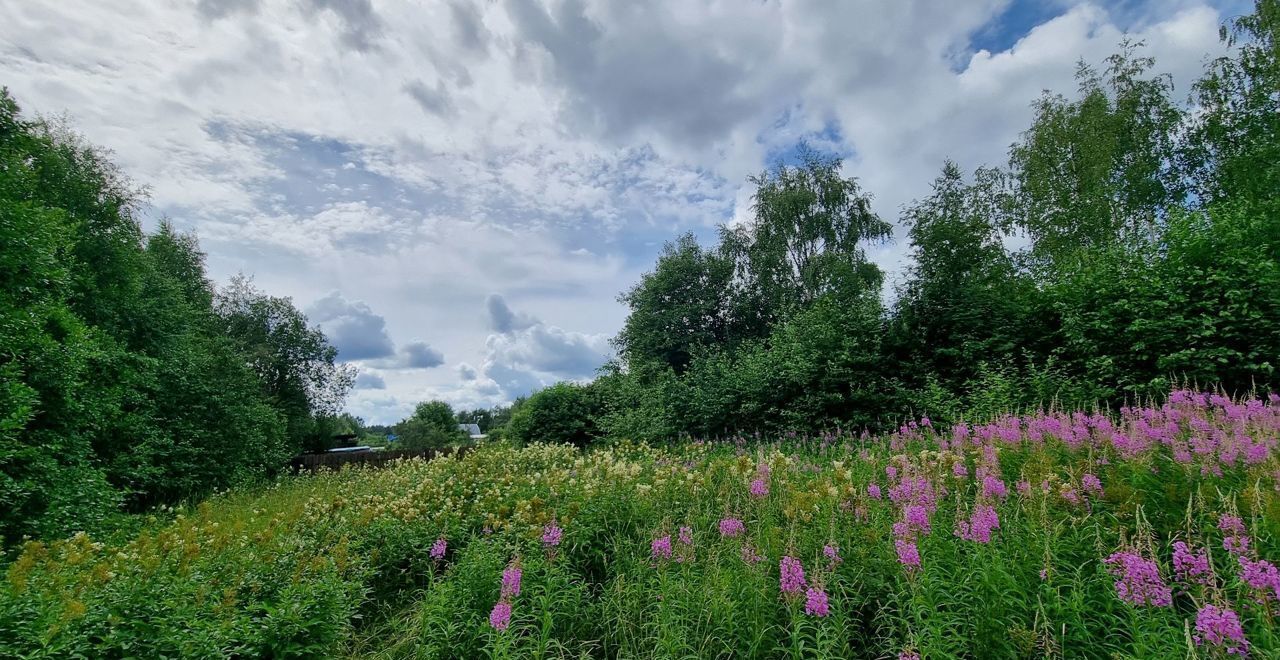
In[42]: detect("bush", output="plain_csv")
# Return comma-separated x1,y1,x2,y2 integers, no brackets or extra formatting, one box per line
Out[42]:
506,382,603,447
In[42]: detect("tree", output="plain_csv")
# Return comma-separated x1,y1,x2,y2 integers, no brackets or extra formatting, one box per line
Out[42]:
506,383,603,448
393,401,467,450
1009,43,1184,268
890,162,1042,389
614,233,734,373
722,147,891,330
215,276,355,453
1182,0,1280,210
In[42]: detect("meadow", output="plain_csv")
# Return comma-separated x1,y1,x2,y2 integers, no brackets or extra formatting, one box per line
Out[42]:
2,389,1278,658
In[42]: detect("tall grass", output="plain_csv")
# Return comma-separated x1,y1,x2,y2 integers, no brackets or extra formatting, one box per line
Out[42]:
2,390,1277,658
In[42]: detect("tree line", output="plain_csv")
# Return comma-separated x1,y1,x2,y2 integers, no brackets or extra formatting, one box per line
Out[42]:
0,93,353,543
497,2,1280,447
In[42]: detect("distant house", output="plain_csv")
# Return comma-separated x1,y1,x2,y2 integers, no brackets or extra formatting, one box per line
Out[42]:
457,423,487,440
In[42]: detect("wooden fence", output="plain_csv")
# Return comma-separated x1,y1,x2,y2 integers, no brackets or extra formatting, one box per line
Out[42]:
288,446,469,473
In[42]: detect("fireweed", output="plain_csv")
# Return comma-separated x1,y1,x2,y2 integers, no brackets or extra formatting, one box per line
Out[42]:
1,390,1277,659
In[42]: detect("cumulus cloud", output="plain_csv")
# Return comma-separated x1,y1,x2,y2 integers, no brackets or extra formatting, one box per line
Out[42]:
0,0,1233,420
306,291,396,361
486,294,538,333
401,340,446,368
354,370,387,389
468,295,612,399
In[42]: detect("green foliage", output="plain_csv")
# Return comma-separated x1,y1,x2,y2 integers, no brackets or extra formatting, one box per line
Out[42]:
1008,42,1184,266
0,89,349,543
394,401,468,450
506,382,603,447
614,233,735,374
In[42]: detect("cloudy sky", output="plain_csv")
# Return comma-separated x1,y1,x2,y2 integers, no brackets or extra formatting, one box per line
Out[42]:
0,0,1244,423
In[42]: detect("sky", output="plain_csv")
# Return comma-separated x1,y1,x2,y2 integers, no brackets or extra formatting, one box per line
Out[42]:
0,0,1244,424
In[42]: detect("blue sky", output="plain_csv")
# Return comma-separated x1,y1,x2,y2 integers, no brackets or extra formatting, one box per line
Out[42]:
0,0,1234,423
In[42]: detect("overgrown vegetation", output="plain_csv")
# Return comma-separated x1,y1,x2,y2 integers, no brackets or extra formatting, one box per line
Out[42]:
3,2,1280,657
2,391,1276,657
0,92,352,544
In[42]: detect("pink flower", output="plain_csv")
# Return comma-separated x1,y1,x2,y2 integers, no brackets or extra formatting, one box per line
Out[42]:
1104,550,1172,607
489,601,512,631
955,504,999,544
541,522,563,547
719,517,745,538
1219,515,1247,535
750,478,769,498
1081,473,1103,496
953,462,968,478
981,475,1008,500
779,555,807,594
1238,557,1280,601
651,535,673,560
804,586,830,617
740,544,763,565
899,651,921,660
895,540,921,572
430,537,447,561
823,544,841,565
1171,541,1212,587
678,526,693,546
1193,604,1248,656
1017,480,1031,496
501,564,522,600
867,483,883,500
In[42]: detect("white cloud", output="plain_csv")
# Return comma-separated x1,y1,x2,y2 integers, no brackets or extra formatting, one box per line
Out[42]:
0,0,1234,423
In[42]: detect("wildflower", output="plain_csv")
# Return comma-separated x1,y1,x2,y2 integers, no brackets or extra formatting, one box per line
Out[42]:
542,522,562,547
1224,534,1251,556
779,555,807,594
750,478,769,498
719,518,745,538
1238,557,1280,601
955,504,999,544
489,600,512,631
651,535,673,560
430,537,447,561
678,526,693,546
953,462,968,478
1104,550,1172,607
740,544,763,565
804,586,830,617
981,475,1008,500
1039,568,1048,581
1220,515,1250,556
895,540,921,572
1193,604,1248,656
1081,473,1103,496
501,564,522,600
1171,541,1212,587
1016,479,1031,496
823,544,841,565
899,651,921,660
867,483,883,500
1219,515,1247,535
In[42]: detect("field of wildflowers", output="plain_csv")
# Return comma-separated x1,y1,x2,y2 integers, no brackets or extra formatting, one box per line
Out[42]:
2,390,1278,658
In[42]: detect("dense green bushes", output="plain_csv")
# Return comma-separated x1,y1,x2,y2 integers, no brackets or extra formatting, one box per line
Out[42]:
0,90,351,544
